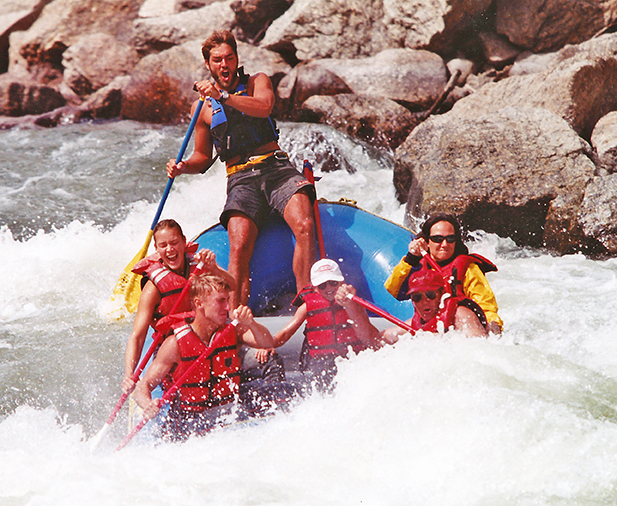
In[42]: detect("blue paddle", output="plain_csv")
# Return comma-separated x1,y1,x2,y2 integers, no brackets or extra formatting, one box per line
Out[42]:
109,97,205,318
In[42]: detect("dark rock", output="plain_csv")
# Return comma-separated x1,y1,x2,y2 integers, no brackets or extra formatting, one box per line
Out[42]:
300,93,422,150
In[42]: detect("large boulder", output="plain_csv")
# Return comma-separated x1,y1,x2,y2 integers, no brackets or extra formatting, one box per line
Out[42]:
0,74,65,116
448,52,617,140
495,0,617,53
277,48,447,118
235,41,292,85
260,0,492,61
121,41,207,123
590,111,617,174
132,0,235,55
62,33,140,96
8,0,142,79
231,0,293,42
0,0,51,73
578,174,617,254
300,93,422,150
394,107,598,253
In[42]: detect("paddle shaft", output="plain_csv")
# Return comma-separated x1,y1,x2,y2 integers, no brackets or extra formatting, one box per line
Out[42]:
421,250,443,273
149,97,205,230
303,160,326,259
92,261,205,450
349,294,415,335
109,97,206,317
115,320,238,451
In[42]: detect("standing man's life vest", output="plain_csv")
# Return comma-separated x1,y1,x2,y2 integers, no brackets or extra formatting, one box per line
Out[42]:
421,253,497,298
210,67,279,163
161,314,241,413
300,287,366,359
132,243,199,324
410,295,486,332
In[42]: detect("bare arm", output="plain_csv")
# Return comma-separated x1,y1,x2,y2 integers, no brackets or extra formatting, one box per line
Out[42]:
194,73,275,119
255,304,308,363
233,305,273,349
273,304,308,348
380,317,414,345
166,99,214,177
335,284,381,347
122,281,160,393
195,249,237,291
454,306,488,338
133,337,181,420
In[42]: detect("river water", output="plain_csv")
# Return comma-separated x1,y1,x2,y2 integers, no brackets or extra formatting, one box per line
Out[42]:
1,120,617,505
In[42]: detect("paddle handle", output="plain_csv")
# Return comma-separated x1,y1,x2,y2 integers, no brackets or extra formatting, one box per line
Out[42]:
303,160,326,259
115,319,238,451
349,294,415,335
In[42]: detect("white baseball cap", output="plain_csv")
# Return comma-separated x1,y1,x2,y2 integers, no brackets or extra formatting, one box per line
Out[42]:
310,258,344,287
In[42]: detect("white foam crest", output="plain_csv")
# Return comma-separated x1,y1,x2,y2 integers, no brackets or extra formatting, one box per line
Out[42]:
4,334,617,505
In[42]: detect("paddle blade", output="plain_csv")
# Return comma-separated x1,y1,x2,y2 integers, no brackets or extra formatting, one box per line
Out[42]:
89,422,111,452
108,230,153,320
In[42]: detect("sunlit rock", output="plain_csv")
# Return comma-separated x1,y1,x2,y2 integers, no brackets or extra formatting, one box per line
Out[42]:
394,107,597,253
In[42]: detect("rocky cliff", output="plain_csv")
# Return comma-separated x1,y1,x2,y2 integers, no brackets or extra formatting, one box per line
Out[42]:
2,0,617,255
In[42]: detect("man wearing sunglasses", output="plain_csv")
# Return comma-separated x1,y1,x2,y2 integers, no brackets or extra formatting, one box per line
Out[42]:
255,258,380,390
382,269,487,343
385,213,503,334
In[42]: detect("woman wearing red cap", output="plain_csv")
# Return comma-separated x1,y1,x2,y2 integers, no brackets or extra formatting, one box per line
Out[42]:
382,268,488,343
385,214,503,334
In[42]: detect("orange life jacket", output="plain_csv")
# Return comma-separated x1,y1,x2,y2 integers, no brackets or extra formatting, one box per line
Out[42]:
300,287,366,359
158,312,241,413
132,242,199,324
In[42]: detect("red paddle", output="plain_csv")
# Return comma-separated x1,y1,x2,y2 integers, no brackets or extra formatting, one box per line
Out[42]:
303,160,326,259
115,320,239,451
89,260,204,451
348,294,415,335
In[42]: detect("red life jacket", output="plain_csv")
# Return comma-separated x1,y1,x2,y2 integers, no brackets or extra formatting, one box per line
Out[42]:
420,253,497,298
410,295,486,332
300,287,366,359
132,242,199,324
159,313,241,413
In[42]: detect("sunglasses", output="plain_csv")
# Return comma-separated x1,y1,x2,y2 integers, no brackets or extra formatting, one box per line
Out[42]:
317,280,340,290
410,290,439,303
429,234,456,244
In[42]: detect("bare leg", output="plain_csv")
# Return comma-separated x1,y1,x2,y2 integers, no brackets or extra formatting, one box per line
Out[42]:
283,192,316,292
226,212,259,308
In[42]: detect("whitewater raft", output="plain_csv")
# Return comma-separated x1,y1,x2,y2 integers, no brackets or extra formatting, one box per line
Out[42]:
127,200,414,439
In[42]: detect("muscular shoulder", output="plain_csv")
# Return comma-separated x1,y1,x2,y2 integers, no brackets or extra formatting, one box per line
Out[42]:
247,72,273,94
158,334,182,365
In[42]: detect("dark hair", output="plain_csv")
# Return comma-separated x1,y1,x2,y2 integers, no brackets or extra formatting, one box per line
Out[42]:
153,219,185,242
201,30,238,62
418,213,469,258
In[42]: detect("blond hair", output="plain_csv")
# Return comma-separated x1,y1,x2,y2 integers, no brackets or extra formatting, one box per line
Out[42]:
189,274,231,307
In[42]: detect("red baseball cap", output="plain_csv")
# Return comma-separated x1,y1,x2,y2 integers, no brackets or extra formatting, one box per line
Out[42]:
407,269,445,294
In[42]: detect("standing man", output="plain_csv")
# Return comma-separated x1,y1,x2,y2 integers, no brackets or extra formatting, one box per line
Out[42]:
167,30,316,308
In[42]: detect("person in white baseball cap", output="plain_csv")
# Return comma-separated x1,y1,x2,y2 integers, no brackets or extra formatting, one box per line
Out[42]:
309,258,345,288
255,258,380,390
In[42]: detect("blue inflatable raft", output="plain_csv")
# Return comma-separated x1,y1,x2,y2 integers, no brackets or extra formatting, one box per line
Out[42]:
193,199,414,321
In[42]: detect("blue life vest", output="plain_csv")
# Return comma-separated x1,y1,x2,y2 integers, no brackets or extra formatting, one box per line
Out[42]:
210,67,279,163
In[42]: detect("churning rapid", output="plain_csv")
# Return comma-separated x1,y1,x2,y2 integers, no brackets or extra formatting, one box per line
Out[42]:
1,121,617,506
